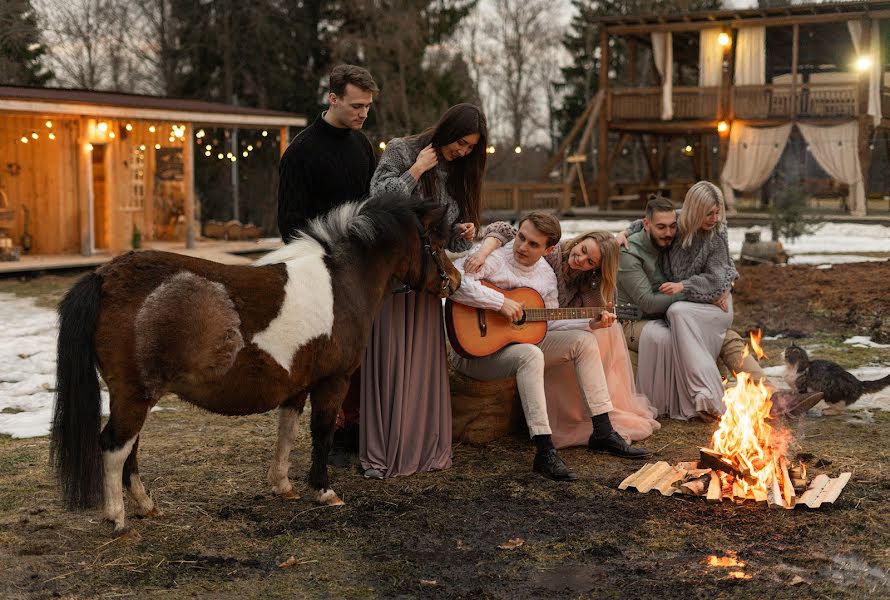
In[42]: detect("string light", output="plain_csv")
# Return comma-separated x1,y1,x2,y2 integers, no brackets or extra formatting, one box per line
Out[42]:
855,56,872,71
486,145,496,154
242,151,248,157
205,150,211,157
718,32,731,47
109,131,115,139
154,143,161,149
31,132,38,140
717,121,729,134
206,144,212,151
514,146,522,154
149,125,156,133
261,130,268,137
48,132,56,140
247,145,253,151
85,143,93,151
125,123,133,131
45,120,52,128
217,153,224,159
20,136,28,144
378,141,386,150
139,144,146,151
97,122,108,133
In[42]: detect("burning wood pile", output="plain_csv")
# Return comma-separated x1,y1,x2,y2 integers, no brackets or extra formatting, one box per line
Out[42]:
620,332,851,509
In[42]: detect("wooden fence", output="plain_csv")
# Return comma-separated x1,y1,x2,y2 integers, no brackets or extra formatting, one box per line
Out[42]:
481,183,571,215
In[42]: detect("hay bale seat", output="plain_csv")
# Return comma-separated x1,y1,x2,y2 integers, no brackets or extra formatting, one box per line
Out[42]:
449,366,526,445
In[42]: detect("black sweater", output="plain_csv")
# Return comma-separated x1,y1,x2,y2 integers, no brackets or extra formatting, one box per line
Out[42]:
277,114,376,240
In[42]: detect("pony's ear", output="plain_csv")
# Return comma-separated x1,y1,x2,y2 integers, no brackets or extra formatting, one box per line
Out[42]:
420,204,448,230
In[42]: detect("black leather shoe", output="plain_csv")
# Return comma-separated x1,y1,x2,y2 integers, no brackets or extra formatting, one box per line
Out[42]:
588,431,652,459
533,449,578,482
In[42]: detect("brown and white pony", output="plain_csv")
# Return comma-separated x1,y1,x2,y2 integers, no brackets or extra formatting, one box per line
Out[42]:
50,193,460,532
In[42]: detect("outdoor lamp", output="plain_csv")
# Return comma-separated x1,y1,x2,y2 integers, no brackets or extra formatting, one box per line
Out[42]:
718,32,730,47
855,56,872,71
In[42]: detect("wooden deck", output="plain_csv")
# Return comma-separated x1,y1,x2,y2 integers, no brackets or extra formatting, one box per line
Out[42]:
0,238,283,275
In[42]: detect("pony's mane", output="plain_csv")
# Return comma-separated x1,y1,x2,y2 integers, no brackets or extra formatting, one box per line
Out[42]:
260,194,443,267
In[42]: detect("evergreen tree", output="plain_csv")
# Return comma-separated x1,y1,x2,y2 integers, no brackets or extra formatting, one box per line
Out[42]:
0,0,53,86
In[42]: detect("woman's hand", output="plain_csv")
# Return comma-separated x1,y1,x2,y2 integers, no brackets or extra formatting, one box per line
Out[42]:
408,144,438,181
616,230,630,248
457,222,476,241
659,281,684,295
463,237,502,273
712,290,730,312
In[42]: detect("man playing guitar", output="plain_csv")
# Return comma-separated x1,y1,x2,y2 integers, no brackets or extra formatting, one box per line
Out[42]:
448,212,652,482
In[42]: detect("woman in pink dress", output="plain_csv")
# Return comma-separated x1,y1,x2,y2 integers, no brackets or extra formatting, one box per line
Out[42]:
464,225,660,447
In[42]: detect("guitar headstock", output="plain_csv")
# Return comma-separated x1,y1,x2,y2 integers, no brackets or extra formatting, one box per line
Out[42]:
614,303,642,321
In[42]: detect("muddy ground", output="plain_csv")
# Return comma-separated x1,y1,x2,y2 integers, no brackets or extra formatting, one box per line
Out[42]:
1,263,889,599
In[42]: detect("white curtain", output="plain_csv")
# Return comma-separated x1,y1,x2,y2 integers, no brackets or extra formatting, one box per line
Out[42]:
734,27,766,86
847,20,883,126
719,122,793,210
652,32,673,120
797,122,867,216
699,29,724,87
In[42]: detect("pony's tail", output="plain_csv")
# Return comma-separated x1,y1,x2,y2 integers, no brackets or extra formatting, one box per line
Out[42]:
50,271,104,509
861,372,890,395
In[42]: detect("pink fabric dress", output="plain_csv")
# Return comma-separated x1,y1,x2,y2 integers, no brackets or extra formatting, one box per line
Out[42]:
482,222,660,447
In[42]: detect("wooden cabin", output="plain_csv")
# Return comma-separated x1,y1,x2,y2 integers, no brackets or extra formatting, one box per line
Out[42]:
553,1,890,215
0,86,305,257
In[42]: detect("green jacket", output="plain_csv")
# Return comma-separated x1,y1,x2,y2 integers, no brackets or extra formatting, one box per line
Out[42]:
617,230,685,318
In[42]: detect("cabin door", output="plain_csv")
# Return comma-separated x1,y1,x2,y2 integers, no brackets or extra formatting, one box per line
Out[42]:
90,144,110,251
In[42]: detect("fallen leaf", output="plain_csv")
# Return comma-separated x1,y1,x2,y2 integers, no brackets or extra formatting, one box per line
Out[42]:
279,556,298,568
498,538,524,550
789,575,806,586
419,579,438,586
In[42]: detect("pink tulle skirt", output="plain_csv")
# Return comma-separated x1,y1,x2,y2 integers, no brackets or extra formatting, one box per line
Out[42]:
545,322,661,448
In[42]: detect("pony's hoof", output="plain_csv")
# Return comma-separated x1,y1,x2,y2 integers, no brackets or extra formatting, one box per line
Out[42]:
315,488,344,506
278,489,300,500
141,506,162,518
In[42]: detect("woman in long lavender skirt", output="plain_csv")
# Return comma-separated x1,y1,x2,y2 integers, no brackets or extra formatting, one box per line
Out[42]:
360,104,488,478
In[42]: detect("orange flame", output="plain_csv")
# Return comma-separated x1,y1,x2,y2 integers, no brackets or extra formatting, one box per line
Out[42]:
749,328,768,360
710,372,790,499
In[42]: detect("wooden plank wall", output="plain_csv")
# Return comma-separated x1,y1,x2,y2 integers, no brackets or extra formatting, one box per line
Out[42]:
0,114,81,254
1,113,192,255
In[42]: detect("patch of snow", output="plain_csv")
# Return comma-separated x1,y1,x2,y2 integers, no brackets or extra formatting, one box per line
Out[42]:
844,336,890,349
790,255,887,265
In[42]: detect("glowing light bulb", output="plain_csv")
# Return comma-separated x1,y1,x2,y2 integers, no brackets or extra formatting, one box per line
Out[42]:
31,132,38,139
486,146,496,154
242,151,248,157
45,120,53,128
206,144,212,151
85,143,94,151
218,153,224,159
247,145,253,151
48,132,56,140
154,143,161,149
855,56,872,71
205,151,211,156
97,122,108,133
379,141,387,150
125,123,133,131
717,121,729,134
514,146,522,154
20,136,28,144
718,32,731,47
149,125,156,133
109,131,115,139
139,144,146,150
262,130,268,137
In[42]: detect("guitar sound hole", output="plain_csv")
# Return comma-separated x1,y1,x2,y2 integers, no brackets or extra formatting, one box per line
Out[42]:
515,312,527,326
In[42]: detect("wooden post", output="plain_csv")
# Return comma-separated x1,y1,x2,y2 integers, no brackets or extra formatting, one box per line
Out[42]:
78,118,93,255
718,27,732,121
628,38,638,86
184,123,196,248
857,18,874,214
791,24,799,119
279,126,289,156
597,27,610,210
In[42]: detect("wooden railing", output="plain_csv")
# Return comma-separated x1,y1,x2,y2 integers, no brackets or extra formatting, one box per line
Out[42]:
732,84,858,119
609,86,718,120
481,183,571,215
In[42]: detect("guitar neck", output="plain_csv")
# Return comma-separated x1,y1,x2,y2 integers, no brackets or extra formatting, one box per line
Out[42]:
523,307,605,322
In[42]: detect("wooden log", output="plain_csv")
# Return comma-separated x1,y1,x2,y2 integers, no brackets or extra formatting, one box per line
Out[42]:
707,472,723,502
619,462,658,490
753,486,768,503
798,474,831,508
680,474,711,496
813,472,852,507
636,462,676,493
780,458,796,507
654,466,686,496
699,448,744,478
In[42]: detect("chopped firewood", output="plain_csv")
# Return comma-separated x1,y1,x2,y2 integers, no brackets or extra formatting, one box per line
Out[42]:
680,474,711,495
753,487,768,503
635,462,677,494
779,458,796,507
654,467,685,496
707,472,723,502
798,473,852,508
699,448,744,478
732,479,746,500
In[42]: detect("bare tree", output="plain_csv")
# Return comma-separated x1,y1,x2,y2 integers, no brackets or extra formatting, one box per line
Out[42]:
38,0,146,91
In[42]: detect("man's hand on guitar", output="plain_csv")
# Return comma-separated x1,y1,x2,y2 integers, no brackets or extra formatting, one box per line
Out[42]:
498,297,524,323
589,302,616,330
463,237,501,273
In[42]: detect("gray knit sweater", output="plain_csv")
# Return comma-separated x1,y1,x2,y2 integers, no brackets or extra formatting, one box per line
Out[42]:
370,136,472,253
627,216,737,303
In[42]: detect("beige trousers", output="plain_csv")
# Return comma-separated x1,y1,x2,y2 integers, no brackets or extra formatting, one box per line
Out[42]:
449,330,614,437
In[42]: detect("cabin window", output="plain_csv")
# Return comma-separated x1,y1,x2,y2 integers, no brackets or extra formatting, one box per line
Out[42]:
125,145,146,211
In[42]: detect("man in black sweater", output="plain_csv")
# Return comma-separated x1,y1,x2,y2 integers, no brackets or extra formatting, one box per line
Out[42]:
277,64,379,240
277,64,379,465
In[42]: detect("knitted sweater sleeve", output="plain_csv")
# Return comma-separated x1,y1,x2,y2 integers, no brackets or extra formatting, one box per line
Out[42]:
680,225,739,303
482,221,517,246
370,138,419,197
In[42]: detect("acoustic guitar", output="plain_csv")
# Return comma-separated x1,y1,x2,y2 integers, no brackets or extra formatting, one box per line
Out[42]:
445,281,642,359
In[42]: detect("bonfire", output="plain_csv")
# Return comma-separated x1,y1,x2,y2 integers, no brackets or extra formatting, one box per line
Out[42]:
620,330,851,509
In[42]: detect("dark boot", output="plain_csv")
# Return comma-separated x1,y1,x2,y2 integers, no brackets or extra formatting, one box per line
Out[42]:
533,448,578,482
588,431,652,459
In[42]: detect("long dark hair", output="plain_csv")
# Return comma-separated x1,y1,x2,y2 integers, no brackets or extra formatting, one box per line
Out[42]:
408,103,488,227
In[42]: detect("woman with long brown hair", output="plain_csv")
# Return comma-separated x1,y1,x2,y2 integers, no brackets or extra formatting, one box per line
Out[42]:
361,104,488,479
465,226,660,447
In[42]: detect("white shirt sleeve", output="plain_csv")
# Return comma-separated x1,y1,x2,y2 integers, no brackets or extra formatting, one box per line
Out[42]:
450,254,506,311
548,318,594,332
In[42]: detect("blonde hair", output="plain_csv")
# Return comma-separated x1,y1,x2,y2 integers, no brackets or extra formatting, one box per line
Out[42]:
561,231,619,305
678,180,725,248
